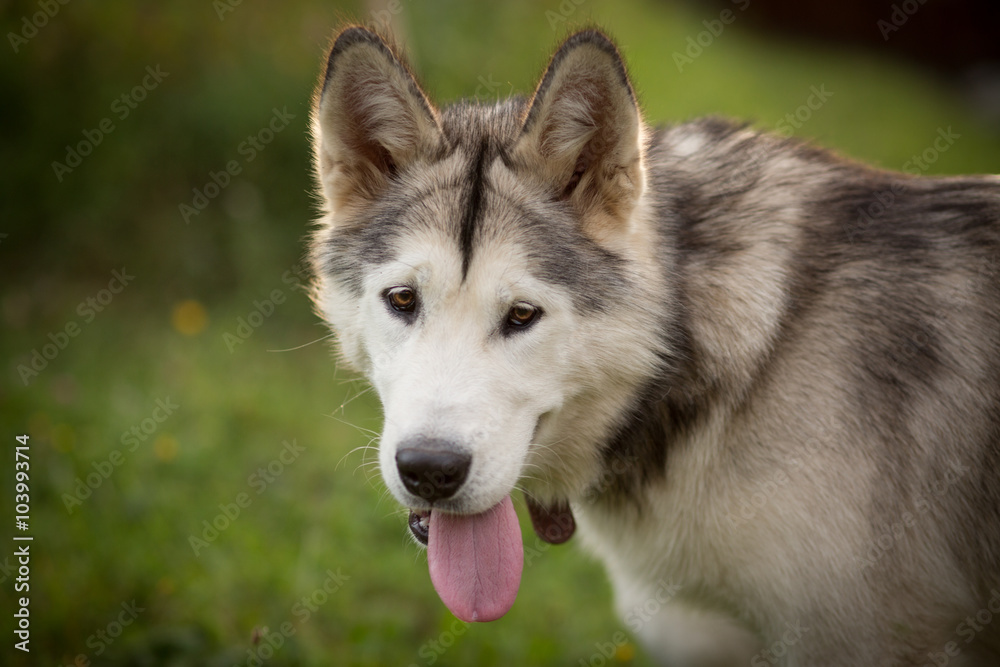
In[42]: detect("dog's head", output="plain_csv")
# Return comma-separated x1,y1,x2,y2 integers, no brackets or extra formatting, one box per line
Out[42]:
309,27,669,621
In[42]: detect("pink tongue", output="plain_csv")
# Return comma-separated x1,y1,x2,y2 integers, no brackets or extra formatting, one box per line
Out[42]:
427,495,523,622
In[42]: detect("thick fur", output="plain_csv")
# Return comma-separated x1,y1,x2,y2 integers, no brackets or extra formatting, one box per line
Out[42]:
309,26,1000,666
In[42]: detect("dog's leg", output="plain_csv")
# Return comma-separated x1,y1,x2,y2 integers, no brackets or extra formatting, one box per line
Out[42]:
620,595,761,667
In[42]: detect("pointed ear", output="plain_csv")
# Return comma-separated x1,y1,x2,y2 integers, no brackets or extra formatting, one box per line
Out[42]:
313,27,444,212
513,30,644,228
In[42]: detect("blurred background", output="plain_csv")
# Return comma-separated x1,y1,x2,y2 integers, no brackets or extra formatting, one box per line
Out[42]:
2,0,999,665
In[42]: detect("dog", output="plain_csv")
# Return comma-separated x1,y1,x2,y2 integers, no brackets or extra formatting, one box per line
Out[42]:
307,25,1000,666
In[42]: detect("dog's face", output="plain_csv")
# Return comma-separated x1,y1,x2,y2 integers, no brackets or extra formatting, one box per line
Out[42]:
309,27,667,621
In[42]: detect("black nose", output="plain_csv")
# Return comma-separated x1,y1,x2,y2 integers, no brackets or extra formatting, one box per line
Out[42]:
395,439,471,502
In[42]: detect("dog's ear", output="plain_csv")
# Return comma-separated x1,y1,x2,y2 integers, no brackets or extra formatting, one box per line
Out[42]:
313,27,443,212
514,30,644,231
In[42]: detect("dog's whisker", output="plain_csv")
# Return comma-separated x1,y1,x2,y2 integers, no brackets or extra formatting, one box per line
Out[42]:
335,436,380,471
330,385,375,415
266,331,336,353
325,412,379,438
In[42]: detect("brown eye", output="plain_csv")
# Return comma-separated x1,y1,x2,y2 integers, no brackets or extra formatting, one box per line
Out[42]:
386,286,417,313
506,302,539,329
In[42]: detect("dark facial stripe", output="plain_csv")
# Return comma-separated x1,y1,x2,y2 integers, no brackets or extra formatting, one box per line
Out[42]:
459,139,491,279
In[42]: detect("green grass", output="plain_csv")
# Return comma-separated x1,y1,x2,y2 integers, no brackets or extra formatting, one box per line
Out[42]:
2,0,999,665
4,297,624,666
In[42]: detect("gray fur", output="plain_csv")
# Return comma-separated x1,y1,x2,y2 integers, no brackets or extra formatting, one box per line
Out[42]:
309,26,1000,666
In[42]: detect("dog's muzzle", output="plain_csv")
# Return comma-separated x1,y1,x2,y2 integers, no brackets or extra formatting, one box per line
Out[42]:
390,435,576,624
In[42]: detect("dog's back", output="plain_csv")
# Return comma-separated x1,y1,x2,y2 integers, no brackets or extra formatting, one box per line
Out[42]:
580,117,1000,665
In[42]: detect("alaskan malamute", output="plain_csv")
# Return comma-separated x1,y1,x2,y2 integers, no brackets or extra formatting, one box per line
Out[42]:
308,26,1000,666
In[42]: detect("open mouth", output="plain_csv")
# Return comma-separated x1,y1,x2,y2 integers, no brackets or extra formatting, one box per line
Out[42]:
407,494,576,546
405,494,576,623
408,508,430,544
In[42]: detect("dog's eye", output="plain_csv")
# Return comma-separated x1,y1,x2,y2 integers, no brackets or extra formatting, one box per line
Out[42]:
386,286,417,313
506,302,540,330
